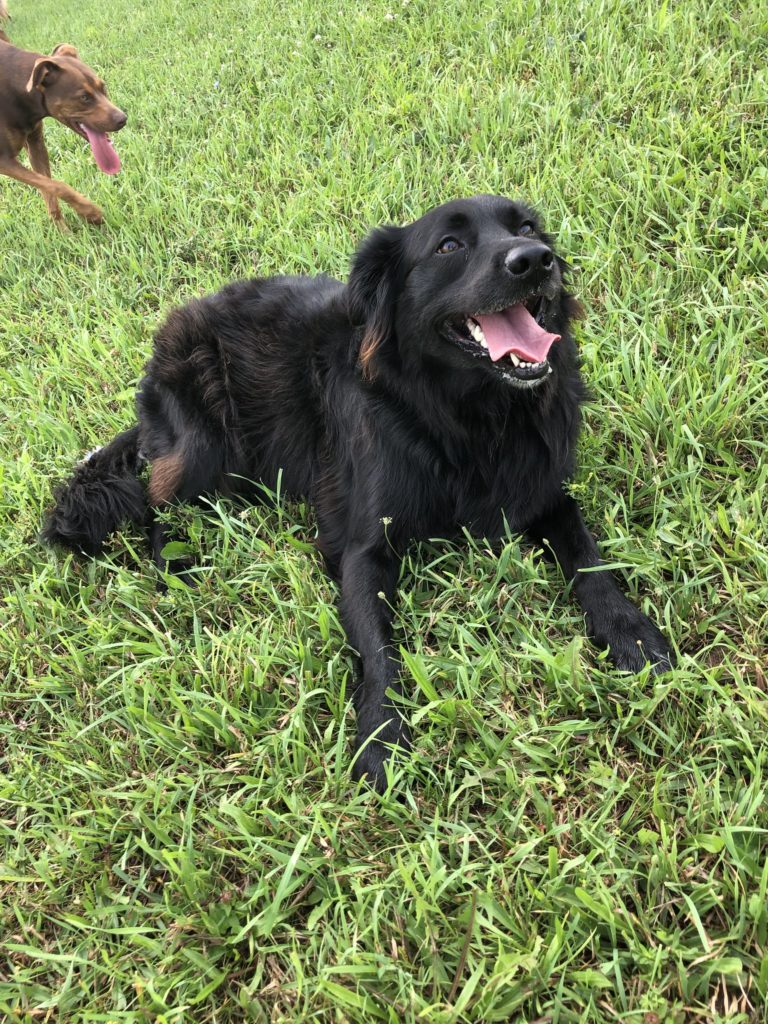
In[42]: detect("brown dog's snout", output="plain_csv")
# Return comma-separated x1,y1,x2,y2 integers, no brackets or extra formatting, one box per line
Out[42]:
504,241,554,280
112,109,127,131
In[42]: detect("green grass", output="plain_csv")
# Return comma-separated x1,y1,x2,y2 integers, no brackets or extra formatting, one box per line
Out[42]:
1,0,767,1020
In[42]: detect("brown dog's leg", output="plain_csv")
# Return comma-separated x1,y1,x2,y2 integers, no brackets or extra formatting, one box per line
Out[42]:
0,156,103,223
25,126,63,224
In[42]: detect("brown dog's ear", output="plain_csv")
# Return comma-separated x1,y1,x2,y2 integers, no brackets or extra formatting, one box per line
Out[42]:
25,57,62,93
51,43,80,58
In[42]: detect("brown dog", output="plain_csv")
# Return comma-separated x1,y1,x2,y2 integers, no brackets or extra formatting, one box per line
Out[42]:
0,39,126,224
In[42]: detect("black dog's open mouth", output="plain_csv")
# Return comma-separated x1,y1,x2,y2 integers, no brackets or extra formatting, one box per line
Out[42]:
444,295,560,386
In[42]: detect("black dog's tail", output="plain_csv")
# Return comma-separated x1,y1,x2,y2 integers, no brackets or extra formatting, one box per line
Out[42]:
42,426,147,555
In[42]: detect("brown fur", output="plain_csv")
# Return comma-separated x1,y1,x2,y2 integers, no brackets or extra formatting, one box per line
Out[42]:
359,327,384,378
0,38,126,224
147,452,185,505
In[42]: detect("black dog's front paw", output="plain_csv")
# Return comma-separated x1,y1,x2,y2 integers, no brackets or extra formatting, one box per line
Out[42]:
590,603,675,675
351,719,410,793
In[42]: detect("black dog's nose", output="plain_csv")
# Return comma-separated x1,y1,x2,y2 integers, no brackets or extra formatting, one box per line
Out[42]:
505,241,554,278
113,111,128,131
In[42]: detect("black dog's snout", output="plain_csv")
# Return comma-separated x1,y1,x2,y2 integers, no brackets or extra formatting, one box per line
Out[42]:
505,241,554,279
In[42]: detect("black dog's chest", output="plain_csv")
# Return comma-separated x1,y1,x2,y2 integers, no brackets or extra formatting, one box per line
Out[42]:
412,432,564,541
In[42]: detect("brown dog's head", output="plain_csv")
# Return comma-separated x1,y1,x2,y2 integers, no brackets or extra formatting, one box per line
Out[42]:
26,44,126,174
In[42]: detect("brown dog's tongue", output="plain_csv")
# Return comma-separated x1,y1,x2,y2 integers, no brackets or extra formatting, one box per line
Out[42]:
80,124,121,175
475,304,560,363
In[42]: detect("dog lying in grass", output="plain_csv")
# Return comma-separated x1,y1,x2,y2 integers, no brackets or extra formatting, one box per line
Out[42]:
43,194,675,790
0,37,126,224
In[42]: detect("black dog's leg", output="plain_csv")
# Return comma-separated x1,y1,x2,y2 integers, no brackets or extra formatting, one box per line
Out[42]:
528,494,674,673
146,432,225,587
148,516,197,588
338,544,409,790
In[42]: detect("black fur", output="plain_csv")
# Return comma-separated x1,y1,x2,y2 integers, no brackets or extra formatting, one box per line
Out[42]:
41,426,145,554
43,195,674,790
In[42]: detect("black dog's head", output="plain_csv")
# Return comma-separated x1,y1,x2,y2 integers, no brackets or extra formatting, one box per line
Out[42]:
348,194,580,390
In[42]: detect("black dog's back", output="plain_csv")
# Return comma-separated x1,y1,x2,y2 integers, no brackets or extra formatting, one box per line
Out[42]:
139,273,350,501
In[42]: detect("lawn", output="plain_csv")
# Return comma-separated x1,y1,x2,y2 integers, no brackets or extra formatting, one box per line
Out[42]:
1,0,767,1021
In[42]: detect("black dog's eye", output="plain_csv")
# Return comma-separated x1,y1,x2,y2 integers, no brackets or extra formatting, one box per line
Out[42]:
518,222,535,237
435,237,463,254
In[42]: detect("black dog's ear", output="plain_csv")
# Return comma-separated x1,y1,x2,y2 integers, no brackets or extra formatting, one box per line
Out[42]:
551,253,585,324
347,225,405,377
564,294,585,320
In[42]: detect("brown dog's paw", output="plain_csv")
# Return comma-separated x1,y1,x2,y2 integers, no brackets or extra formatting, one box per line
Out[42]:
81,205,104,225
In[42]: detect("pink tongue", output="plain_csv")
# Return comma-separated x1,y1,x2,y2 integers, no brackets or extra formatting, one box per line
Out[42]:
475,304,560,363
80,124,121,175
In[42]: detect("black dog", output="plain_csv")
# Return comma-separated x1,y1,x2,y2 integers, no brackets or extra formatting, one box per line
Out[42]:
43,194,674,789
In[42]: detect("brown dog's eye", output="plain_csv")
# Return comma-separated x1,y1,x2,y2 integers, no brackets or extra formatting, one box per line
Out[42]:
80,93,93,104
436,237,463,254
518,222,535,236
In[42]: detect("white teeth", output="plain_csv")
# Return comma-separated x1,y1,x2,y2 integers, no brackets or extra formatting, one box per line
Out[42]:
467,319,488,348
512,358,548,371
